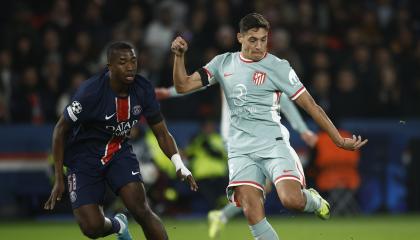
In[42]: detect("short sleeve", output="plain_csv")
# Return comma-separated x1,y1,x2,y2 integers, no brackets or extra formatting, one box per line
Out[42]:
272,60,306,100
63,88,96,124
139,78,160,118
203,54,224,86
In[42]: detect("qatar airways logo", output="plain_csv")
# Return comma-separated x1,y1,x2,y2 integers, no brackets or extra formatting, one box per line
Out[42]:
106,120,138,137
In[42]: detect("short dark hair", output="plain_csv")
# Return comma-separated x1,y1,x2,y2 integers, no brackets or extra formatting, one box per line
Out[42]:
239,13,270,33
106,41,135,62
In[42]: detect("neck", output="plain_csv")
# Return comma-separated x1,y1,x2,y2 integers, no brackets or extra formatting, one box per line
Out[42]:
240,51,267,62
109,73,129,97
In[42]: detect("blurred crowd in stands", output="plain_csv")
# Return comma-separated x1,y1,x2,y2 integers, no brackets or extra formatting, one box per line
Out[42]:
0,0,419,124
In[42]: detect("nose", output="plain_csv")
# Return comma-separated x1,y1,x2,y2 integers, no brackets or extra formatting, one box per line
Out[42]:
126,62,134,71
255,40,262,50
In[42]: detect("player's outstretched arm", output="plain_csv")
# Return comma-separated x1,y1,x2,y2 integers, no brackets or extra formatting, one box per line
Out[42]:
44,115,70,210
279,94,318,147
171,36,204,93
155,85,207,100
295,91,368,151
149,119,198,191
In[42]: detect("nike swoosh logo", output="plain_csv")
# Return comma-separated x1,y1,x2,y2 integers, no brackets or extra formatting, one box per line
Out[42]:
105,113,116,120
224,73,233,77
131,171,140,175
283,170,294,173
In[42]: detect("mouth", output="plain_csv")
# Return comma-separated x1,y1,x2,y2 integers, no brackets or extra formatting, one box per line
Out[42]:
125,75,135,81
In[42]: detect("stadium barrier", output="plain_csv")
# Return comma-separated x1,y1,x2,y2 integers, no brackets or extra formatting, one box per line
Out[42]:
0,119,419,217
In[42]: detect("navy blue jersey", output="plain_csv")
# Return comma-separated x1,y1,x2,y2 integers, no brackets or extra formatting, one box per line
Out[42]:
63,68,160,168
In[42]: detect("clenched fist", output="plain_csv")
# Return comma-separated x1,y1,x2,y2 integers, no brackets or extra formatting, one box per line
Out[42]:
171,36,189,56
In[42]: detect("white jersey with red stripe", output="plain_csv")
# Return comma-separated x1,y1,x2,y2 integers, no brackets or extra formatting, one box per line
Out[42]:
63,68,160,168
203,52,306,157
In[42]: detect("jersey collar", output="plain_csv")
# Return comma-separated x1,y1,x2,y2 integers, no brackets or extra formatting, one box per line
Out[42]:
239,52,267,63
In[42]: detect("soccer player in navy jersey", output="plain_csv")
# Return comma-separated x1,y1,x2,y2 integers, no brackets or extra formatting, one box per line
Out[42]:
44,42,198,240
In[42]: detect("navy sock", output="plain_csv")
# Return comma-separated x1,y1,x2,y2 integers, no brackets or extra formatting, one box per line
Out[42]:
109,217,121,234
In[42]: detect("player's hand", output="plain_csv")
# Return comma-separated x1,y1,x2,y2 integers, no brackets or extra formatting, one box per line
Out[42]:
171,36,188,56
338,135,368,151
176,166,198,192
300,130,318,148
44,179,65,210
155,88,171,100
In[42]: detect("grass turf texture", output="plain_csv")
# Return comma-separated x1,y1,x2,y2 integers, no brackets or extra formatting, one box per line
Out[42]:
0,215,419,240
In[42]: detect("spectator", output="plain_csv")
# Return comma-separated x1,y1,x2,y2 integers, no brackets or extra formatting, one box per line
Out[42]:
310,71,332,115
371,66,402,117
40,56,64,122
9,66,44,124
331,68,365,120
12,35,40,71
0,1,419,123
0,50,13,122
144,3,176,73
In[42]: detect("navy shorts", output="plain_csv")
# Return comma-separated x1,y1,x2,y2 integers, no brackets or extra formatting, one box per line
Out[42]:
66,151,142,209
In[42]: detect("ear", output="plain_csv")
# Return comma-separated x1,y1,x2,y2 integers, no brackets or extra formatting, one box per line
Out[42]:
237,32,243,44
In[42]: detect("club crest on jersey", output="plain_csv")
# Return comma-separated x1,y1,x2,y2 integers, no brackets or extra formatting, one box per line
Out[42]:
253,71,266,85
132,105,142,115
70,191,77,203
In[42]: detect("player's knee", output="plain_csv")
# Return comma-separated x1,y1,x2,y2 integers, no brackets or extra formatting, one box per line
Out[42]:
130,203,154,221
235,188,263,216
280,194,305,211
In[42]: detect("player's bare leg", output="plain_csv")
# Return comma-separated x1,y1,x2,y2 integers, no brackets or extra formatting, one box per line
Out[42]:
73,204,128,239
234,185,264,224
208,180,273,239
235,185,279,240
275,179,330,219
119,182,168,240
275,180,306,210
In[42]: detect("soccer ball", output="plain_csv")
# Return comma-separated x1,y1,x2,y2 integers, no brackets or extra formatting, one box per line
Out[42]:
71,101,83,114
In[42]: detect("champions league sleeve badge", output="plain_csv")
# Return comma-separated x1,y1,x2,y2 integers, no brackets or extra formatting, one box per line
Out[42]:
67,101,82,122
71,101,83,114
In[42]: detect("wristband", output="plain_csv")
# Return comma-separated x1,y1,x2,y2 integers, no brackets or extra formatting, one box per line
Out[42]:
170,153,184,171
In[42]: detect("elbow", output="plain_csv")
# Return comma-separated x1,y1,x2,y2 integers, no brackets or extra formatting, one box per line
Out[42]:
312,103,325,117
174,77,193,93
174,84,188,94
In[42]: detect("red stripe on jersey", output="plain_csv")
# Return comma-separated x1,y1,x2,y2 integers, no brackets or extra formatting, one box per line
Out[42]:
296,162,306,187
116,97,130,122
239,53,253,63
290,86,305,100
101,136,123,165
203,67,213,78
274,174,301,183
228,181,264,190
275,91,281,103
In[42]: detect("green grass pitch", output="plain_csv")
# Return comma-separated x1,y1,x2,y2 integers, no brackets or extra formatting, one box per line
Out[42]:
0,215,419,239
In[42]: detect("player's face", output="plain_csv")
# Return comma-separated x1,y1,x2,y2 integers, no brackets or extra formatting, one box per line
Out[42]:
238,28,268,61
109,49,137,84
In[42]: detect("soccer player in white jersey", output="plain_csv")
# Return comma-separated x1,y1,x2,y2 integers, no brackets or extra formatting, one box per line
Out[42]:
156,86,318,239
171,13,368,240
